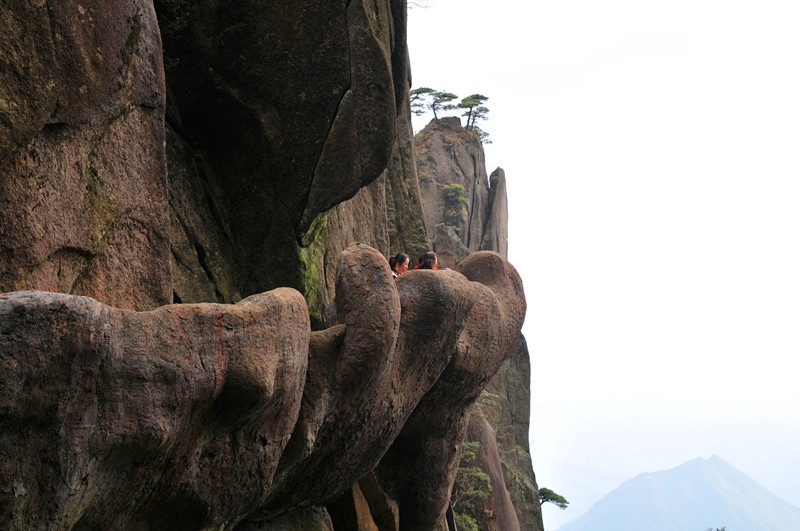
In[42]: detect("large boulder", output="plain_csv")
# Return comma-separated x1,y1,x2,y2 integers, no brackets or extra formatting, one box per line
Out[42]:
375,251,527,529
257,244,477,519
0,288,310,529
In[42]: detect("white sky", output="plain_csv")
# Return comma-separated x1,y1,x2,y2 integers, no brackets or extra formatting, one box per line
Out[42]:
408,0,800,527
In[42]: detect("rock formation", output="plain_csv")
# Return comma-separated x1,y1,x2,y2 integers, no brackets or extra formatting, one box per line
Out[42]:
1,246,525,529
415,117,508,269
160,0,430,325
0,0,539,528
483,168,509,258
478,337,545,530
463,409,522,531
0,288,309,529
415,118,543,530
0,0,170,311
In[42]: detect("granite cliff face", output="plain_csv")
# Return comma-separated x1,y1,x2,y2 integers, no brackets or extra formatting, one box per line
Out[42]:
1,1,538,529
415,117,508,269
478,337,544,531
160,0,429,326
0,0,170,311
416,118,543,530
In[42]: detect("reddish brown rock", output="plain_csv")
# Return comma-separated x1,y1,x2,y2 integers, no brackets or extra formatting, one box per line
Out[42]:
235,508,335,531
0,288,309,529
479,336,544,531
464,409,521,531
416,117,491,260
0,242,527,530
375,251,527,529
257,245,477,519
0,0,169,310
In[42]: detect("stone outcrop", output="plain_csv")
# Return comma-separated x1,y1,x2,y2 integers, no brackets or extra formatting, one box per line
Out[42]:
375,251,526,529
478,336,544,531
482,168,509,258
416,118,543,530
415,117,507,269
160,0,430,322
0,0,170,311
1,1,538,528
0,288,310,529
465,409,521,531
0,246,525,529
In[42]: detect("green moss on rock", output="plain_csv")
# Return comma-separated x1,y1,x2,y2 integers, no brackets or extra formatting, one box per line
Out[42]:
297,212,328,330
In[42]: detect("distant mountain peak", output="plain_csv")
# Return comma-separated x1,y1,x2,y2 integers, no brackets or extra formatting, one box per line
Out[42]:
557,456,800,531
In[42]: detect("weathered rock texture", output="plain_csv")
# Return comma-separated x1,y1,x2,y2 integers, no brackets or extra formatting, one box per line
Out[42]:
416,118,543,530
375,251,526,529
483,168,509,258
478,336,545,531
415,117,507,269
465,409,521,531
236,508,334,531
159,0,430,322
0,246,525,529
0,0,170,310
1,1,538,528
0,288,310,529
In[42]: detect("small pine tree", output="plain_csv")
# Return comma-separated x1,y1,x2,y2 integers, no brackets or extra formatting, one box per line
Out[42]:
539,487,569,510
409,87,459,119
440,183,468,231
452,441,493,529
430,90,458,119
458,94,488,130
410,87,435,116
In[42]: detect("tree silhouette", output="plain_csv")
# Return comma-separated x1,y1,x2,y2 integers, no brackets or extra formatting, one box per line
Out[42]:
539,487,569,510
410,87,458,119
458,94,488,130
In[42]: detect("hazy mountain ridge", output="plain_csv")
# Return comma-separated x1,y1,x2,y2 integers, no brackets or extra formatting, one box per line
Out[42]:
557,456,800,531
538,458,629,530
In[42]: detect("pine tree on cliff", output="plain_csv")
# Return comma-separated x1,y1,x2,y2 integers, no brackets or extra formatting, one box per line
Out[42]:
458,94,491,143
430,90,458,118
410,87,434,116
539,487,569,510
410,87,458,119
458,94,488,130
